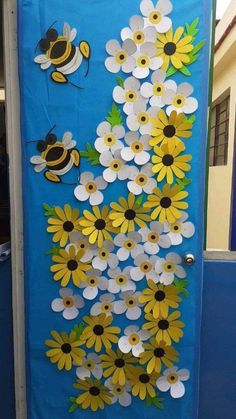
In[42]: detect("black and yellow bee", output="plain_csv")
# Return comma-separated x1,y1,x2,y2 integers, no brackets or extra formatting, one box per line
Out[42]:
34,22,90,86
30,129,80,183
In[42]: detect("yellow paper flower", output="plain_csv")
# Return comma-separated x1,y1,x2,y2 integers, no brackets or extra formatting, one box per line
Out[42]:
139,339,179,374
143,311,184,345
139,279,182,318
80,314,121,353
47,204,81,247
100,348,137,386
79,206,117,248
156,27,194,71
74,378,112,411
109,193,151,233
152,139,192,184
150,110,192,147
129,366,159,400
144,184,188,223
45,330,85,371
50,247,91,287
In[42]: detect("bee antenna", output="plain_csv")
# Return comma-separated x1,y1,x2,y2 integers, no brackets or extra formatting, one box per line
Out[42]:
46,125,57,136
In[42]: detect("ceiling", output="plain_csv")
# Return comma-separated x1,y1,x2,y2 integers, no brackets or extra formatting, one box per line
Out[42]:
0,3,4,87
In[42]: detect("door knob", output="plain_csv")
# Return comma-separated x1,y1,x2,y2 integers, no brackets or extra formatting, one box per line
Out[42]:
183,253,195,266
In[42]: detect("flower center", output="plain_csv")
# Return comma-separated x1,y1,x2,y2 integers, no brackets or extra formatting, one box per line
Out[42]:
167,373,178,384
85,181,97,193
162,154,174,166
125,209,136,220
139,373,150,384
63,297,74,308
136,174,148,186
101,302,112,313
104,133,116,146
78,241,86,250
131,141,144,154
128,333,140,346
88,276,98,287
148,232,159,243
155,290,166,301
114,385,124,395
89,386,100,396
137,112,149,126
125,89,137,103
153,82,164,96
61,343,72,354
149,10,161,24
115,50,127,64
110,159,122,172
115,274,127,285
170,222,182,233
93,325,104,336
137,55,151,68
115,358,125,368
125,297,137,308
67,259,78,271
84,360,95,370
164,42,177,56
173,95,185,108
140,261,152,273
164,262,175,273
133,31,145,44
160,197,172,208
63,221,74,232
98,249,109,260
124,239,135,250
154,347,165,358
163,125,176,138
94,218,106,230
158,319,169,330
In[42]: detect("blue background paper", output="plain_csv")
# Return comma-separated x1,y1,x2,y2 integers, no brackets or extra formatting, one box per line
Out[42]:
18,0,212,418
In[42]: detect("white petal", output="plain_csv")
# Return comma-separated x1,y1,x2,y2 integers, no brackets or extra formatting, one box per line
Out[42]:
163,89,176,104
140,0,155,17
143,177,157,193
178,368,190,381
157,0,173,15
160,271,174,285
144,242,159,255
112,125,126,139
97,121,111,137
108,279,121,294
156,377,170,392
178,82,193,97
83,286,98,300
126,306,142,320
118,336,131,353
121,27,134,42
124,76,141,90
132,342,144,357
183,97,198,114
103,168,117,183
168,232,183,246
73,295,85,308
89,191,104,206
121,147,135,162
108,254,119,269
133,66,150,80
90,302,102,316
159,235,171,248
114,300,127,314
155,16,172,33
79,171,94,184
114,233,126,247
51,298,64,312
130,267,144,281
182,222,195,238
130,15,145,31
99,150,113,167
95,176,107,190
124,325,139,335
166,252,181,264
128,181,143,195
59,288,73,298
106,39,121,55
87,353,100,363
127,114,139,131
123,39,137,55
105,57,120,73
74,185,89,202
92,257,107,271
144,26,158,42
113,86,125,104
118,166,131,181
134,150,150,165
175,265,186,279
119,392,132,407
122,57,136,73
92,365,103,380
117,247,130,261
76,367,90,380
63,307,79,320
150,56,163,70
140,82,153,98
170,381,185,399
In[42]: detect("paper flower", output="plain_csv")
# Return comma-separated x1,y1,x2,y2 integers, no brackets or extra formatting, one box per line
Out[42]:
118,325,149,357
100,348,137,386
150,109,193,147
121,131,151,165
143,311,184,344
47,204,80,247
105,378,132,407
105,39,137,73
138,221,171,254
95,121,125,153
164,211,195,245
164,82,198,115
129,367,159,400
114,232,143,261
152,139,192,184
90,293,115,316
113,77,147,116
155,252,186,285
108,266,136,294
100,150,131,183
51,288,84,320
92,240,119,271
80,314,121,353
127,102,159,134
74,172,107,206
76,353,103,380
79,269,108,300
140,69,176,107
144,184,188,223
140,0,173,33
139,339,179,373
132,42,163,79
74,378,112,411
127,163,157,195
68,231,97,262
113,290,144,320
130,254,159,282
156,367,190,398
121,15,157,48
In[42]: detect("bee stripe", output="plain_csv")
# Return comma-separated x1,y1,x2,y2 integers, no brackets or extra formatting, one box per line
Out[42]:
56,45,76,69
48,37,72,66
49,152,71,171
46,149,69,168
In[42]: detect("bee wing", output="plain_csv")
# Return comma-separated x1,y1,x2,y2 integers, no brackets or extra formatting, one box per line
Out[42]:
69,28,77,42
34,54,50,64
63,22,71,39
30,156,46,172
62,131,77,149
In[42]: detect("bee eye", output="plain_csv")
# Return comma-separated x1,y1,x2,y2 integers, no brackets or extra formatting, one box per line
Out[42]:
46,28,58,42
46,133,57,145
37,140,47,152
39,38,50,52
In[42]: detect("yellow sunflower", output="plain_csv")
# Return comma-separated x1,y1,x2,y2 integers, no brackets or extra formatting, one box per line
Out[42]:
50,246,91,287
129,366,159,400
150,110,192,147
143,311,184,345
109,193,151,233
152,139,192,184
156,27,194,71
47,204,81,247
139,339,179,374
80,314,121,353
100,348,137,386
74,378,112,411
79,206,117,248
139,279,182,318
45,330,85,371
144,184,188,223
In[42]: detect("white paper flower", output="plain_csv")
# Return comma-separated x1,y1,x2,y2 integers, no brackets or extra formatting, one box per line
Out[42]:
114,290,144,320
130,254,159,282
90,293,115,316
156,367,190,399
140,69,176,107
127,163,157,195
100,149,131,183
121,15,157,48
126,102,159,134
118,325,149,357
108,266,136,294
92,240,119,270
105,378,132,407
133,42,163,79
140,0,173,33
121,131,151,165
74,172,107,206
105,39,137,74
68,232,97,262
114,232,143,261
155,252,186,285
113,77,147,116
164,212,195,245
51,288,84,320
139,221,171,255
163,82,198,115
79,269,108,300
76,353,103,380
95,121,125,154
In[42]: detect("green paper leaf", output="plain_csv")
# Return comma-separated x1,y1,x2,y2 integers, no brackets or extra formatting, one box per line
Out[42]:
135,194,144,207
68,401,80,414
73,322,85,340
190,39,206,56
106,103,122,127
117,76,124,88
43,203,56,217
185,17,199,39
46,246,60,256
80,143,100,166
188,53,200,64
179,65,191,76
145,394,164,410
185,115,196,124
174,278,190,297
176,177,192,190
69,397,77,403
166,66,177,77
